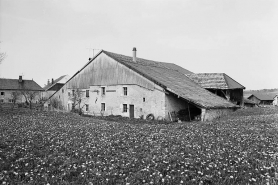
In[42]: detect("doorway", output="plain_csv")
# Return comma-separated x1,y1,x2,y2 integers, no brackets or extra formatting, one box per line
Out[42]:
129,104,134,118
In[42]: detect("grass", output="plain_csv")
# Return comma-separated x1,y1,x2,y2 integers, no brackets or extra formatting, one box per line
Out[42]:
0,107,278,184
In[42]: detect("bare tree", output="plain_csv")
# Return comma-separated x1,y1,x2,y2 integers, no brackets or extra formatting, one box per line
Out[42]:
11,91,21,110
50,97,63,110
0,42,6,64
69,88,87,115
21,90,39,109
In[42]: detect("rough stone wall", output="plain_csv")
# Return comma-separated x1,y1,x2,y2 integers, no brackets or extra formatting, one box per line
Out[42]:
165,94,190,120
203,108,235,121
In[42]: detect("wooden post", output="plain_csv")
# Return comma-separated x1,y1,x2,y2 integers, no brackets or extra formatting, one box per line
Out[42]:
187,104,191,121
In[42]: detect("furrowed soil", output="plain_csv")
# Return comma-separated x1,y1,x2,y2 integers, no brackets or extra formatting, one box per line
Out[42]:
0,107,278,184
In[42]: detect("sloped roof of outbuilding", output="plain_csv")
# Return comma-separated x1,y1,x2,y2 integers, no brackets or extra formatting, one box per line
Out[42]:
187,73,245,89
103,51,238,109
43,75,68,91
247,93,275,101
0,78,43,91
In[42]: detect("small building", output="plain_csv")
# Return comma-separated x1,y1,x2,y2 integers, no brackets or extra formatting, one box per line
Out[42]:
43,75,69,98
243,98,256,108
247,94,274,105
273,95,278,106
0,76,43,104
187,73,245,106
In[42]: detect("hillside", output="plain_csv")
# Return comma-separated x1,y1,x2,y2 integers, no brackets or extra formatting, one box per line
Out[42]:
244,89,278,99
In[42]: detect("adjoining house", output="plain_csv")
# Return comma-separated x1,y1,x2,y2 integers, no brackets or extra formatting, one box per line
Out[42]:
46,48,239,121
187,73,245,106
247,93,274,105
43,75,69,98
272,95,278,106
0,76,43,104
243,98,256,108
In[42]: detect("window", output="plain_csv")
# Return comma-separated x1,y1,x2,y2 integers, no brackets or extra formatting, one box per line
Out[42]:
9,99,13,103
85,104,89,111
62,89,64,93
68,92,70,96
143,97,145,102
123,87,127,96
123,104,127,112
101,87,105,95
101,103,105,111
86,90,89,97
0,99,4,103
0,92,4,96
72,90,75,95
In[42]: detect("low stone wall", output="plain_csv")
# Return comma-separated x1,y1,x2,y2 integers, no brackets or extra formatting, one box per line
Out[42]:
202,108,236,121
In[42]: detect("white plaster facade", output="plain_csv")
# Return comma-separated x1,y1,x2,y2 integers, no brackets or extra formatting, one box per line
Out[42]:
273,95,278,106
0,90,42,103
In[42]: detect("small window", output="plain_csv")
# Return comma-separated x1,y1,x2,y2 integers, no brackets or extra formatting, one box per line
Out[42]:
9,99,13,103
0,99,4,103
72,90,75,95
85,104,89,111
123,87,127,96
143,97,145,102
86,90,89,97
101,87,105,95
123,104,127,112
0,92,4,96
101,103,105,111
59,95,60,99
62,89,64,93
68,92,70,96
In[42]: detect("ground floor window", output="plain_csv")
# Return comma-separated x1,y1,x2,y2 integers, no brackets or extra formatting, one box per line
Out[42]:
101,103,105,111
86,104,89,111
0,99,4,103
123,104,127,112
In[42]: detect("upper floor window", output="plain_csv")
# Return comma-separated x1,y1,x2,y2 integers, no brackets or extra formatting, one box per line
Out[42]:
101,87,105,95
123,87,127,96
62,89,64,93
86,90,89,97
1,92,4,96
68,92,70,96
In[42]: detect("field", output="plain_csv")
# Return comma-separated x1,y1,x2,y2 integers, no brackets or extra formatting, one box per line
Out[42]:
0,108,278,184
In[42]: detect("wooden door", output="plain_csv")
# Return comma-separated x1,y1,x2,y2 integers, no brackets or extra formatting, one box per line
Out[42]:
129,104,134,118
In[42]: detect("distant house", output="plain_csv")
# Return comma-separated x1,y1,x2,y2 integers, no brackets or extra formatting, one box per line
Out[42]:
46,48,239,121
0,76,43,104
43,75,69,98
187,73,245,106
243,98,256,108
247,94,274,105
273,95,278,106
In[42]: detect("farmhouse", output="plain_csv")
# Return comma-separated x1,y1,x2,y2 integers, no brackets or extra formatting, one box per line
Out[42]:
43,75,69,98
247,93,274,105
187,73,245,106
0,76,43,104
47,49,239,121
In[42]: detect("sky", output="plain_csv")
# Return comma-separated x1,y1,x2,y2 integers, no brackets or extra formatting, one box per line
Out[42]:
0,0,277,90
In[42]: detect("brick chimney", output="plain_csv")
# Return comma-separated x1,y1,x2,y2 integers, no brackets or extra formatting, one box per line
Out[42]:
19,76,23,83
132,47,137,62
47,79,50,85
52,78,54,84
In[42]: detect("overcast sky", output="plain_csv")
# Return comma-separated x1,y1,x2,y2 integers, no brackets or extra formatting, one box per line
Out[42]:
0,0,277,90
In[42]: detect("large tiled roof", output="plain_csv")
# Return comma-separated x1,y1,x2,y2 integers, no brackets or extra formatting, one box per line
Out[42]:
43,75,67,91
187,73,245,89
0,78,43,91
103,51,238,109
